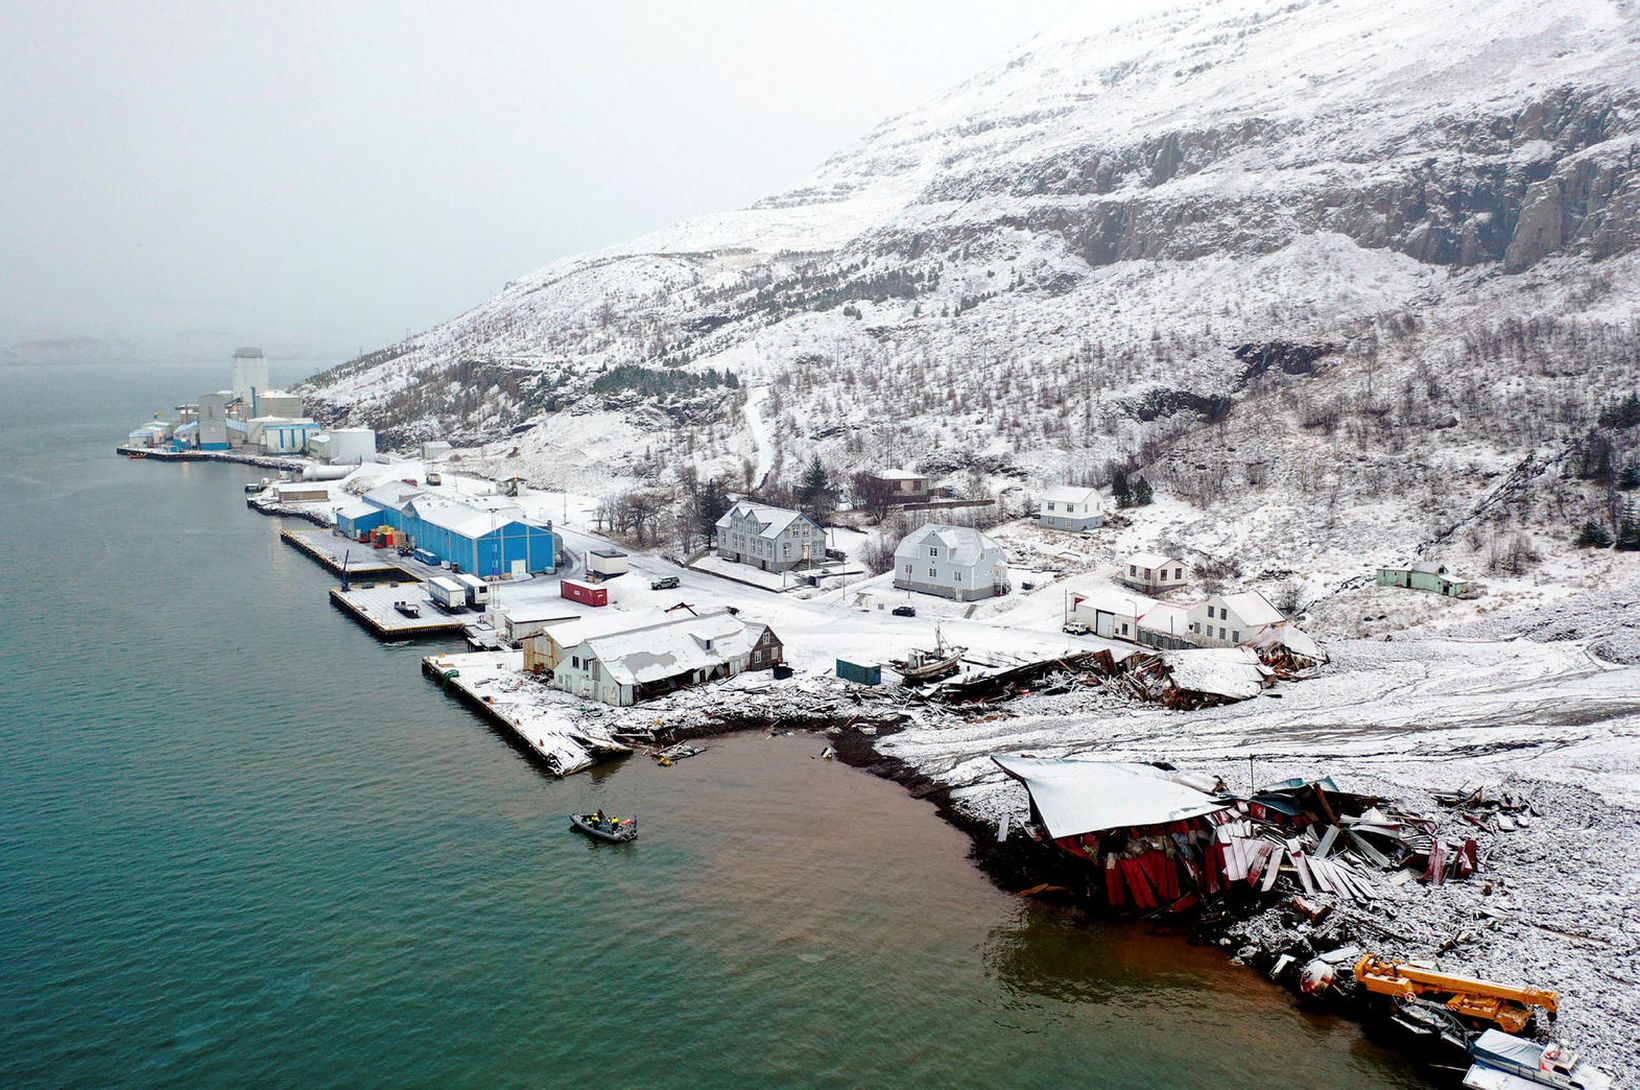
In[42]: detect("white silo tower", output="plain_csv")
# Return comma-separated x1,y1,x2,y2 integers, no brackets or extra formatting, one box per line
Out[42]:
231,347,270,417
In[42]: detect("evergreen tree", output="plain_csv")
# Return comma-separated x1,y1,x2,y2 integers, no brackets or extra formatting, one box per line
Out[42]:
696,476,730,540
1618,502,1640,552
1112,468,1133,509
1575,520,1613,548
1619,460,1640,491
797,456,833,520
1132,475,1154,506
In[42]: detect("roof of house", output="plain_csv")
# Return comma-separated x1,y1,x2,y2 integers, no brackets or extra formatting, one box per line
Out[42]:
1124,551,1180,570
894,523,1002,567
1162,647,1271,699
714,501,814,539
1041,486,1102,507
874,468,926,481
576,610,762,688
1215,590,1286,627
524,607,670,647
336,500,377,520
992,756,1231,839
1244,624,1327,663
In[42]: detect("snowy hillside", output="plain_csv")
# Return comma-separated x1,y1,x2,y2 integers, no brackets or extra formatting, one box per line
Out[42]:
302,0,1640,589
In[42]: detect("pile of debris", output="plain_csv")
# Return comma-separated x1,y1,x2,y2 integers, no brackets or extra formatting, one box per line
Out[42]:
993,760,1485,915
1120,648,1274,708
1432,785,1539,833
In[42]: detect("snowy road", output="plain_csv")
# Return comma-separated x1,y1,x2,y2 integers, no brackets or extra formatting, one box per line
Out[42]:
742,383,775,490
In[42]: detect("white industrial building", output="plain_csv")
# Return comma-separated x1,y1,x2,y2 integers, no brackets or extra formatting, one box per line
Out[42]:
893,523,1009,601
255,389,304,418
196,391,231,450
230,347,270,418
247,416,320,454
309,427,377,465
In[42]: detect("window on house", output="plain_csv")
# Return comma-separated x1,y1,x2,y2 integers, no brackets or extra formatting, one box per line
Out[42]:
571,656,580,669
903,564,911,575
1218,626,1226,639
1120,623,1129,635
1174,567,1182,580
928,567,937,578
955,571,963,582
590,661,600,681
1129,564,1136,576
1232,630,1240,642
929,547,938,558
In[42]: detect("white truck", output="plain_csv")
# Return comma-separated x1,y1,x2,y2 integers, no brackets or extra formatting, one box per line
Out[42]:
453,572,490,610
427,576,468,612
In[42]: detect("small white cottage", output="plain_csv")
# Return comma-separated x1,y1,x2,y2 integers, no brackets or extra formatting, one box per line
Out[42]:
1037,486,1105,532
1116,552,1187,593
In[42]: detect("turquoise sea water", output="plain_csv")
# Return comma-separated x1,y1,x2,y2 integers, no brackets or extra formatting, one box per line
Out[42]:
0,361,1428,1088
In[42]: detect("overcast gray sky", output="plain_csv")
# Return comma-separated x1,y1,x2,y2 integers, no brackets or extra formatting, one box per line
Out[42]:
1,1,1087,362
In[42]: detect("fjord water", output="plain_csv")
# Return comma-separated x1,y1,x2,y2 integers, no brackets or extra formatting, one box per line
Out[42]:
0,362,1425,1088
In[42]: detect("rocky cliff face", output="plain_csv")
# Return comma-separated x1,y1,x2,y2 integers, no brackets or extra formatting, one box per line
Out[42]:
303,0,1640,572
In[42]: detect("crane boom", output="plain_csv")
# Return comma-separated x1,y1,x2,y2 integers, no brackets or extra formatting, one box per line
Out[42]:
1354,954,1558,1034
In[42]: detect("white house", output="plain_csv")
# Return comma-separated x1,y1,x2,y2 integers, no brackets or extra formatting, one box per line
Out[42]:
1187,590,1286,647
551,609,777,705
1037,486,1105,532
714,501,827,572
893,524,1008,602
1116,552,1188,594
1071,589,1155,641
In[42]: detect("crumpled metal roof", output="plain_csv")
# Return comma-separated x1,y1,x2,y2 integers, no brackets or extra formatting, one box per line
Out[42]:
992,756,1230,839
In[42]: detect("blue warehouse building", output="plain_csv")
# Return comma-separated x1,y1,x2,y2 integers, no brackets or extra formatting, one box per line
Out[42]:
339,483,557,577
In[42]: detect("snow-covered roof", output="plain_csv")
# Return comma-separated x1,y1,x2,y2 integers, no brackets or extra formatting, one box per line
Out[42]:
715,501,812,539
1162,647,1269,699
523,607,669,646
1125,551,1179,570
874,468,926,481
1041,486,1101,507
577,609,761,687
992,756,1231,839
1218,590,1285,627
1245,624,1327,663
336,500,376,519
363,482,423,510
894,523,1002,567
1074,588,1156,616
410,496,530,538
1139,601,1191,636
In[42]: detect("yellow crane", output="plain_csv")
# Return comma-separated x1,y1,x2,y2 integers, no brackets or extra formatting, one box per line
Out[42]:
1354,953,1558,1033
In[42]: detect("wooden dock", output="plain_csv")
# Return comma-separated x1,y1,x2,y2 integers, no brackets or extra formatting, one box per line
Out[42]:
330,583,471,639
283,528,408,578
421,650,631,776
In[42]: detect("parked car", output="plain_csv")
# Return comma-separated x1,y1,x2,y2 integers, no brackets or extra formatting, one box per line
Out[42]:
1062,620,1090,636
892,605,917,618
650,576,680,591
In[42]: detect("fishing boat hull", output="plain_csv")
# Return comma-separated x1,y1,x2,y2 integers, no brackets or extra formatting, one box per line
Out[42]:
570,814,637,843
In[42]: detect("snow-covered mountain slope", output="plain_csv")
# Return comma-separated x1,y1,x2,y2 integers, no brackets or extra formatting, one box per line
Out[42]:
303,0,1640,578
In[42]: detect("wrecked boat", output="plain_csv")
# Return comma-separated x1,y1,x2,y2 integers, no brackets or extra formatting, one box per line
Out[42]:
1463,1029,1611,1090
893,628,964,684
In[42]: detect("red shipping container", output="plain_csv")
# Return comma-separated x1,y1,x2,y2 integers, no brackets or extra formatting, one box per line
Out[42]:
560,580,608,607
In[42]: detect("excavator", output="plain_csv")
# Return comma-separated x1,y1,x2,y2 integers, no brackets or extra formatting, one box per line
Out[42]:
1354,953,1558,1034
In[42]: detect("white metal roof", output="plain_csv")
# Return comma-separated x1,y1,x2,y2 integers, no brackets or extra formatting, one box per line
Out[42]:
1074,588,1157,616
336,501,376,519
1124,551,1179,570
577,609,761,688
524,607,670,647
874,468,926,480
1138,601,1191,635
363,482,423,510
992,756,1230,838
894,523,1002,567
409,496,530,538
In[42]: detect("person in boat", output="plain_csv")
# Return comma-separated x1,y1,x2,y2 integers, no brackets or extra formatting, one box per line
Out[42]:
607,814,620,829
592,809,605,826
